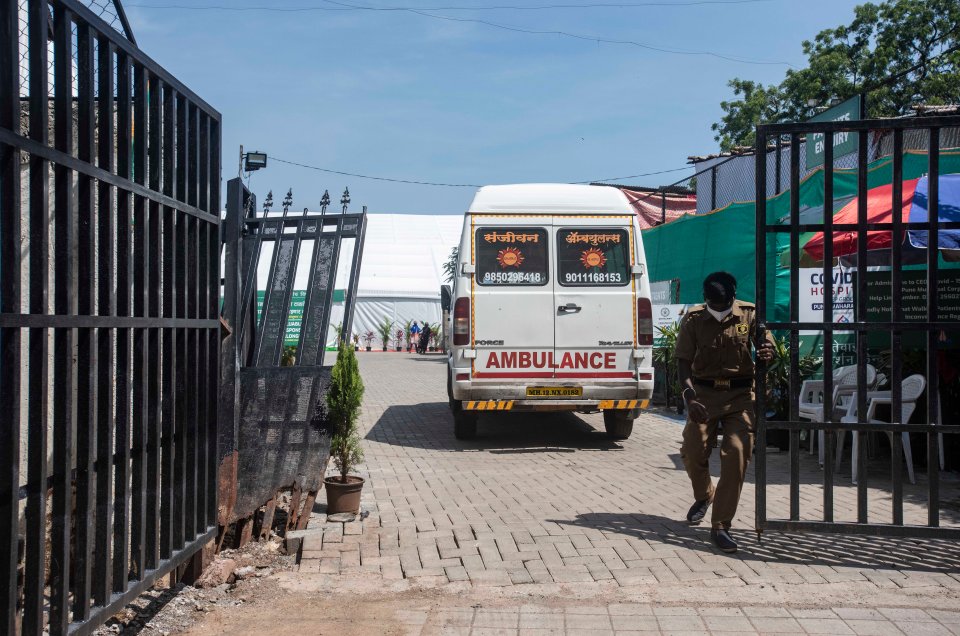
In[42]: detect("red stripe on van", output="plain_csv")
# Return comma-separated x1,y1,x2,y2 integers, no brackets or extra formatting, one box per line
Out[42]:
553,372,635,379
472,372,555,379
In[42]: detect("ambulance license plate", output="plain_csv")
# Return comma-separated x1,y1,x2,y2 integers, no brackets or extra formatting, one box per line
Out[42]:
526,386,582,398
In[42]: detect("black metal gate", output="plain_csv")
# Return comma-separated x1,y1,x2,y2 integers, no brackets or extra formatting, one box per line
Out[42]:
218,178,366,537
1,1,221,633
754,114,960,538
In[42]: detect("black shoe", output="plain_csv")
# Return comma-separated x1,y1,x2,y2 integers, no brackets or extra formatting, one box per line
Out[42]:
711,528,738,553
686,499,711,525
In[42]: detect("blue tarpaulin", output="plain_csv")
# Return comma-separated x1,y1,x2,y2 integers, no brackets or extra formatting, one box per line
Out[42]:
908,174,960,249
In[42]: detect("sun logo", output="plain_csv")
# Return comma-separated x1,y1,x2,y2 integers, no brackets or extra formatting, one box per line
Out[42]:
496,247,524,268
580,248,606,269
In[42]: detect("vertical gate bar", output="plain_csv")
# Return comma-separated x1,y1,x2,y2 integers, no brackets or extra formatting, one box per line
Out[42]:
252,220,286,366
775,136,782,195
788,134,800,521
94,34,117,605
188,105,199,209
927,127,940,527
822,130,835,522
198,114,209,213
24,0,51,631
130,62,149,579
209,119,221,527
195,115,209,533
114,50,133,593
754,128,768,532
146,75,163,569
0,0,22,630
297,219,343,367
341,213,368,349
160,84,177,559
192,222,205,537
73,19,97,620
185,216,198,541
173,95,188,551
267,220,306,367
660,192,666,226
50,7,77,632
891,128,904,526
856,129,868,524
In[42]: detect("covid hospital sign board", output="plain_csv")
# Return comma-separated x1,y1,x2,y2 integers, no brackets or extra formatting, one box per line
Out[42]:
798,267,855,332
805,95,860,169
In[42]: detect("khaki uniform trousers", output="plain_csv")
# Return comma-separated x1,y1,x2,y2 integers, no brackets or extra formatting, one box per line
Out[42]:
680,385,755,529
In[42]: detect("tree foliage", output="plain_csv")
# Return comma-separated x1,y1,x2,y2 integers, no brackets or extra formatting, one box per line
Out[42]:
712,0,960,151
443,247,459,284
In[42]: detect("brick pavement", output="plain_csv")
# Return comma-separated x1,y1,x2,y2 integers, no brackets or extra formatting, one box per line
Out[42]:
293,353,960,633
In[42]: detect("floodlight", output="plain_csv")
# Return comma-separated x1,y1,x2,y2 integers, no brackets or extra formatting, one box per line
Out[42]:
244,151,267,171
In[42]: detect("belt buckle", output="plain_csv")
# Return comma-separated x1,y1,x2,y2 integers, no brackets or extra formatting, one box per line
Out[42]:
714,378,731,389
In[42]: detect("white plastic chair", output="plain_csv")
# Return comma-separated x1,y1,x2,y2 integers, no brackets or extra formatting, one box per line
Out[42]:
798,364,876,465
839,374,925,485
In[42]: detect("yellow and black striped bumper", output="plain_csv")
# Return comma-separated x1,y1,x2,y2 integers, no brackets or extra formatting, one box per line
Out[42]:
464,400,515,411
598,399,649,410
462,399,649,411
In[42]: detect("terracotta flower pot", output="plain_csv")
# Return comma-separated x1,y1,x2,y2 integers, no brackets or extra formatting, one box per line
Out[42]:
324,476,364,514
365,346,371,352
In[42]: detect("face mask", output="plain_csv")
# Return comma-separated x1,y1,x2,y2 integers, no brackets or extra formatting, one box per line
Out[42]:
706,305,733,322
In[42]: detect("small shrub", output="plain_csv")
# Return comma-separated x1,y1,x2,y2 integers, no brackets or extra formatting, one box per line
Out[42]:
326,341,365,482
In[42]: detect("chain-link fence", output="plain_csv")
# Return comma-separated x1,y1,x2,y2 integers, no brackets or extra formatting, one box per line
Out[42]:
637,120,960,225
17,0,133,103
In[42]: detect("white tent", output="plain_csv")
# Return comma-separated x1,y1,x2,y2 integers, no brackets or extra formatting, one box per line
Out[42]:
326,213,463,347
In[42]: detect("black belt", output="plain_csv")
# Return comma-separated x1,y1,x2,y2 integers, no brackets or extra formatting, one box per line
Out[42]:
693,377,753,390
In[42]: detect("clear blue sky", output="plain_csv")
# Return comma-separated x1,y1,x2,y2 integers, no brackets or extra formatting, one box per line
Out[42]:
124,0,862,214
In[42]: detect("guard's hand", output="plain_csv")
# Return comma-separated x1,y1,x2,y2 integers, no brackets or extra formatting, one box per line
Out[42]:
757,340,775,362
687,399,709,423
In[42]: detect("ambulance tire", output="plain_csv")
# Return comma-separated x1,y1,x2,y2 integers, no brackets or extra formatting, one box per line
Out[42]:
454,409,478,440
603,410,634,440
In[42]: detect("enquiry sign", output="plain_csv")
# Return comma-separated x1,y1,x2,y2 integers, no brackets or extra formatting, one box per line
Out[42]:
805,95,861,169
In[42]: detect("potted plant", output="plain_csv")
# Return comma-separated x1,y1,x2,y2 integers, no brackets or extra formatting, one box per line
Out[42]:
324,341,366,515
352,333,360,351
281,344,297,367
403,319,413,352
362,330,374,352
394,328,404,352
376,318,393,352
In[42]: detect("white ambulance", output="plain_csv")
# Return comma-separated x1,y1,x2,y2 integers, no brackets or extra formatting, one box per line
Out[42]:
445,184,655,440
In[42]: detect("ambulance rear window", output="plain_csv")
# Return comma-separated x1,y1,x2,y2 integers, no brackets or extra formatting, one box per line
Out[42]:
475,227,548,286
556,228,630,286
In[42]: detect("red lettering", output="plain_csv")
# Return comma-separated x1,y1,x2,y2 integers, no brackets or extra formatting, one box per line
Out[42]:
560,352,574,369
575,352,589,369
604,352,616,368
533,352,547,368
500,352,517,368
519,351,532,368
589,352,603,368
487,352,500,368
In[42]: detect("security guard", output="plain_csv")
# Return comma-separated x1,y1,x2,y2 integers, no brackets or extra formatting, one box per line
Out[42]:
675,271,774,553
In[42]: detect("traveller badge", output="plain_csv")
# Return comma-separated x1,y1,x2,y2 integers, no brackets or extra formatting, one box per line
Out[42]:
496,247,524,268
580,248,606,269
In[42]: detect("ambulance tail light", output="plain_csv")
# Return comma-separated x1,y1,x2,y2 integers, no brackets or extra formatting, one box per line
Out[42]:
453,298,470,346
637,298,653,346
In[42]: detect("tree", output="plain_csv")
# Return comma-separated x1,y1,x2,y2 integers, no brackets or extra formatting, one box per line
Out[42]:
326,341,365,482
712,0,960,151
443,247,458,284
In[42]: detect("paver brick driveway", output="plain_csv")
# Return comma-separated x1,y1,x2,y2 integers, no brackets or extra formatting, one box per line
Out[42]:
301,353,960,606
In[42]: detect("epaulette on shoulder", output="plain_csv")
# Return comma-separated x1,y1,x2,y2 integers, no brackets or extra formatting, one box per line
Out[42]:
686,303,707,314
737,300,756,310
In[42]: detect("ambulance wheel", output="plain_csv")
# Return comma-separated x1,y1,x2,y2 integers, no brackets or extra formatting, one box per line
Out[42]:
603,410,634,440
454,409,478,440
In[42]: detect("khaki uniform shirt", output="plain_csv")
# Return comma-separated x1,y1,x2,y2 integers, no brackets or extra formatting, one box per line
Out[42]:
675,299,770,380
674,300,774,415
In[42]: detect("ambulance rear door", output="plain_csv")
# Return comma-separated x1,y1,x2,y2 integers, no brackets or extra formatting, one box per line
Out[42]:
552,218,637,382
471,220,554,381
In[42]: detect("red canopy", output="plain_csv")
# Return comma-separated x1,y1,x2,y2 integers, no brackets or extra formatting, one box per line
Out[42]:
620,189,697,229
803,178,920,261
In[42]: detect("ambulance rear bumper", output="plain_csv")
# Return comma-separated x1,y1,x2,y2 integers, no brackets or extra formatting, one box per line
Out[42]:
452,379,654,404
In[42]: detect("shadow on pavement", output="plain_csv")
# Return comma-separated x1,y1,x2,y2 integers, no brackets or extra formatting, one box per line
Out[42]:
551,511,960,573
365,403,624,452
